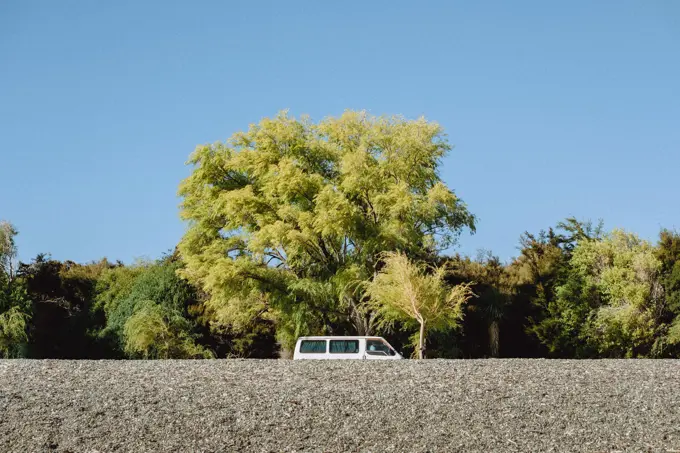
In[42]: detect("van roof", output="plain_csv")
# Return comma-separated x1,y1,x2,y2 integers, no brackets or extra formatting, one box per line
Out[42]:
297,336,385,340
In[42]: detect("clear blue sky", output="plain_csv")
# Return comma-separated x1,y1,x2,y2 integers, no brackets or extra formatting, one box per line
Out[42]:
1,1,679,264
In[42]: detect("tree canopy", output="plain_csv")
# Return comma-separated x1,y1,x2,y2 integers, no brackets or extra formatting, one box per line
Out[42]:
178,111,475,349
2,112,680,360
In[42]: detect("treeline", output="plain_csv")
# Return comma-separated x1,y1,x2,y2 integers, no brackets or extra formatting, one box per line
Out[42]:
1,219,679,359
2,111,679,359
0,233,277,359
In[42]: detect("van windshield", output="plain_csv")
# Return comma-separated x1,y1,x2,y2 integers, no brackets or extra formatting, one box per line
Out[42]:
366,339,395,356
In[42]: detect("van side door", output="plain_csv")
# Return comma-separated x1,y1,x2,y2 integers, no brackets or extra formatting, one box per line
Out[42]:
328,339,361,359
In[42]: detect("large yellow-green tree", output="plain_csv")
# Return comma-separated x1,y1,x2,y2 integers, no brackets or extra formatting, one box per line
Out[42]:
178,111,475,349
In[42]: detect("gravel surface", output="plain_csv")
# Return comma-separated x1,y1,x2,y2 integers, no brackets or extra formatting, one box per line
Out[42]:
1,359,679,452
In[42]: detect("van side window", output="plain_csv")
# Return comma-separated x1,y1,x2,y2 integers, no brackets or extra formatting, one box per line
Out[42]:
299,340,327,353
329,340,359,353
366,339,395,356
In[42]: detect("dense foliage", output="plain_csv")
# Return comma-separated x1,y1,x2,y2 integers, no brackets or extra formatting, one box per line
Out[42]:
2,112,680,359
177,111,475,351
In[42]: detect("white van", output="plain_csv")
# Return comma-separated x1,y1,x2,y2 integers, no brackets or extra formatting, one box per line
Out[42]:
292,336,404,360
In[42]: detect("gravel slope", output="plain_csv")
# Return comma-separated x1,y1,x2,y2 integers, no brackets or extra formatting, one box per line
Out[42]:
1,359,679,452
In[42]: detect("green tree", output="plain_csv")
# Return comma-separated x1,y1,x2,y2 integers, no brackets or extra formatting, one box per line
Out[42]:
365,252,473,359
0,221,30,358
578,230,663,357
178,111,475,350
0,221,18,283
539,229,663,358
96,258,213,359
657,230,680,318
517,219,601,358
667,318,680,349
123,300,213,359
19,255,114,358
653,229,680,356
0,307,28,358
449,252,511,357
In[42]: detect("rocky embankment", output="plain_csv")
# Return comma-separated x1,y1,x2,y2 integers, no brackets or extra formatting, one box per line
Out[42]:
1,359,679,452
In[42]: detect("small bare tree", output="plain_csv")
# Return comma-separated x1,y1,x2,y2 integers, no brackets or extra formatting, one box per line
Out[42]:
364,252,473,359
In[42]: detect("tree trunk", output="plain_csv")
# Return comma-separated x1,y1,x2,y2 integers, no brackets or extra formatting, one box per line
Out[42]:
278,346,293,360
418,320,426,360
488,320,500,358
348,297,372,336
